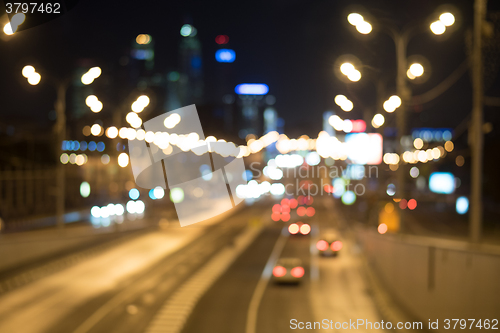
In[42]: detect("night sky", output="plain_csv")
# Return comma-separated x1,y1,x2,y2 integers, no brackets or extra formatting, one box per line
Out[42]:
2,0,500,138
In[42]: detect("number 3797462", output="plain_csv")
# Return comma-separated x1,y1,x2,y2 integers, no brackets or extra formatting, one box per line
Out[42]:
6,3,61,14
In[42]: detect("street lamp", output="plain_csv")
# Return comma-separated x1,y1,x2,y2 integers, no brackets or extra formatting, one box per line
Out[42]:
347,8,456,230
334,94,354,111
22,65,101,227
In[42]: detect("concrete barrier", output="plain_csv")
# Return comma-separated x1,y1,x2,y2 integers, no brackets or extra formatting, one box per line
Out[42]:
358,228,500,330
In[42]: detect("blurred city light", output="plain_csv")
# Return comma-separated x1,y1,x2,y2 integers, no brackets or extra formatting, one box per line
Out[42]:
180,24,197,37
341,191,356,205
164,113,181,128
27,72,41,85
3,13,25,35
22,65,35,78
129,188,140,200
408,63,424,78
235,83,269,95
80,182,91,198
430,20,446,35
81,67,101,85
383,95,402,113
347,13,372,34
429,172,455,194
334,94,354,111
439,12,455,26
410,166,420,178
215,35,229,44
378,223,388,234
456,196,469,214
371,114,385,128
118,153,129,167
170,188,184,203
136,34,152,44
347,13,364,26
215,49,236,63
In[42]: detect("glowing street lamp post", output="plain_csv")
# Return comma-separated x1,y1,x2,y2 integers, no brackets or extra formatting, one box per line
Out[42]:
347,11,455,231
22,66,101,228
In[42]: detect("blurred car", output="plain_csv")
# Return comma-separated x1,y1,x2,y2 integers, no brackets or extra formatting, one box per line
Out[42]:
272,258,305,284
316,230,343,257
288,222,311,235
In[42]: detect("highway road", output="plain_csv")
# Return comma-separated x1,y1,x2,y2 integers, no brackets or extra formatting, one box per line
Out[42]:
0,197,386,333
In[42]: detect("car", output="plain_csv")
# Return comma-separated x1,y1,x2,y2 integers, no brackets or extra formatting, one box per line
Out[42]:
288,222,311,235
272,258,305,284
316,230,343,257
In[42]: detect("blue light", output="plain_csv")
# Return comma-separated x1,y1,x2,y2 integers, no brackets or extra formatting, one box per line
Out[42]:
149,189,156,200
341,191,356,205
429,172,455,194
243,170,253,181
80,141,87,151
88,141,97,151
129,188,140,200
235,84,269,95
456,196,469,214
215,49,236,63
191,56,202,68
96,142,105,152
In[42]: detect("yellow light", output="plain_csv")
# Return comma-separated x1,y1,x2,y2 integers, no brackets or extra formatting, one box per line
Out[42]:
3,23,14,35
372,114,385,128
340,100,353,112
389,95,401,108
439,13,455,27
27,72,41,85
85,95,98,107
90,124,101,136
407,68,416,80
136,34,151,44
88,67,101,79
347,70,361,82
137,95,150,107
413,138,424,149
119,127,128,139
347,13,364,26
356,21,372,34
164,113,181,129
118,153,129,168
131,101,144,113
383,100,396,113
90,101,103,113
430,21,446,35
340,63,355,76
334,95,348,106
81,73,94,85
409,63,424,77
22,66,35,78
106,126,118,139
444,140,454,152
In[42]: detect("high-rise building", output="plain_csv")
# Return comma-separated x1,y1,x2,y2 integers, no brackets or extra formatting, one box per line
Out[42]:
178,24,203,105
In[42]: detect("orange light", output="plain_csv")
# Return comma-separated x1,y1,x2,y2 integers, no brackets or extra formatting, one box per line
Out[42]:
297,206,306,217
324,185,334,193
281,213,290,222
271,213,281,222
281,198,289,206
378,223,388,234
281,205,290,213
300,223,311,235
306,207,316,217
408,199,417,210
273,266,287,277
272,204,282,213
316,240,329,251
290,266,305,278
331,241,343,251
288,223,299,234
289,199,298,209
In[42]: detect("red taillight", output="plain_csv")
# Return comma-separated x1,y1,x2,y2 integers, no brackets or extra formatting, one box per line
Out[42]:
291,266,304,278
331,241,343,251
281,198,289,206
297,206,306,216
316,240,329,251
273,266,286,277
281,213,290,222
288,223,299,234
281,205,290,213
299,223,311,235
272,204,282,213
306,207,315,217
271,213,281,222
289,199,298,209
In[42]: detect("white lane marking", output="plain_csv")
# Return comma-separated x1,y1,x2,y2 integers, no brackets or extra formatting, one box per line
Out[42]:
245,227,289,333
144,224,264,333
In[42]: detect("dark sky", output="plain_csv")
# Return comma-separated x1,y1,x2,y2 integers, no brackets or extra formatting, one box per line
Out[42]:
1,0,499,138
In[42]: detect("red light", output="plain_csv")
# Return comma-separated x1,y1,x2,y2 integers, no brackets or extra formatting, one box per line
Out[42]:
290,266,304,278
281,198,289,206
306,207,315,217
331,241,343,251
316,240,329,251
273,266,286,277
399,199,408,209
288,223,299,234
271,213,281,222
281,213,290,222
272,204,282,213
215,35,229,44
300,223,311,235
297,195,304,205
351,120,367,133
297,206,306,216
323,185,334,193
281,205,290,213
408,199,417,210
289,199,298,209
304,196,314,205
